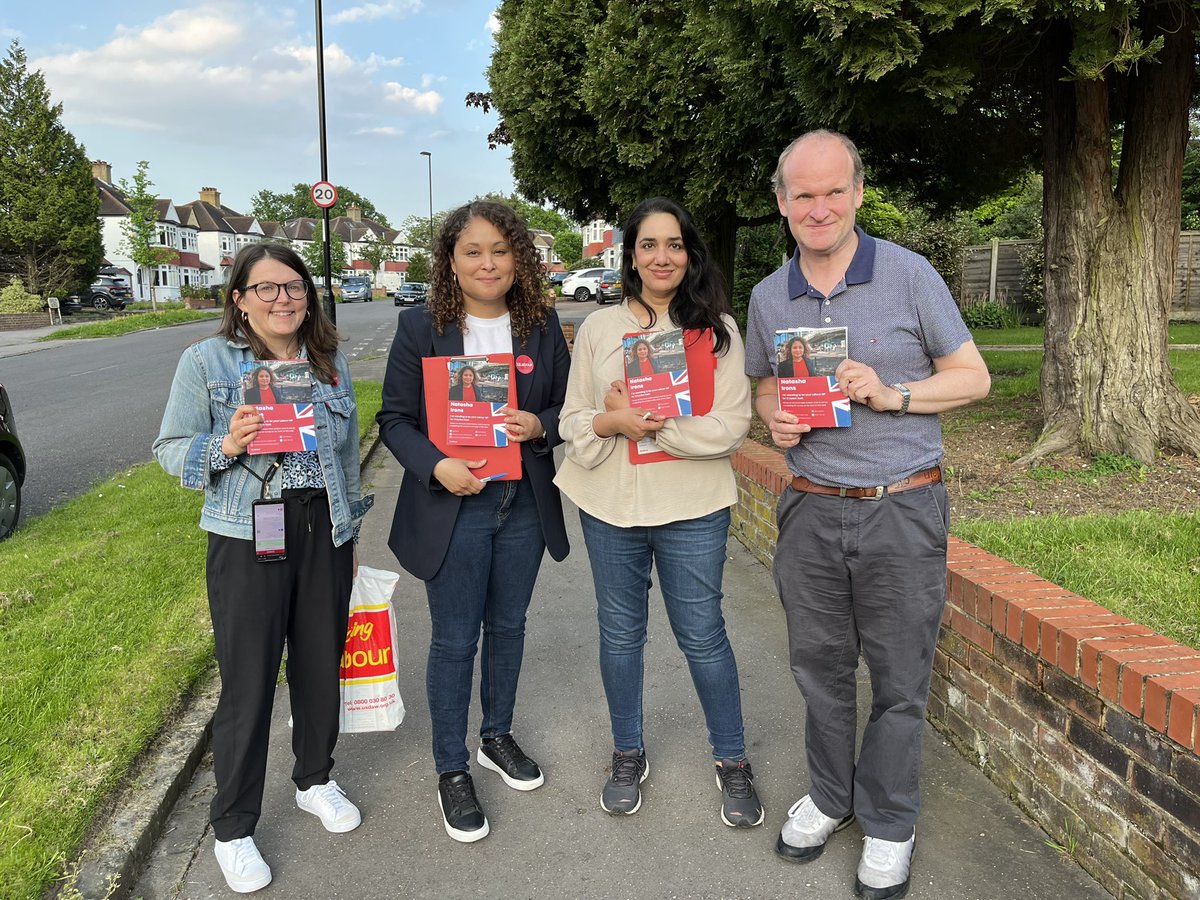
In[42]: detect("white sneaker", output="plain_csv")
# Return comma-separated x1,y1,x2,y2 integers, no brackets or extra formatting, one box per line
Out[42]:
775,794,856,862
214,836,272,893
295,779,362,833
855,833,915,899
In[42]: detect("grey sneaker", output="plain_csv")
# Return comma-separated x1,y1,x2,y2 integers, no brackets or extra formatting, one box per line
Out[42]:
715,758,764,827
600,749,648,815
855,833,915,899
775,794,856,862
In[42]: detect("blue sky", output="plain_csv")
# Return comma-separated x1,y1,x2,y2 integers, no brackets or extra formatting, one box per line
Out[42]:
1,1,516,234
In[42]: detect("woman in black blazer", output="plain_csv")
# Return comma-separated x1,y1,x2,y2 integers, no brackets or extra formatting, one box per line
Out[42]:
447,365,479,401
377,200,570,846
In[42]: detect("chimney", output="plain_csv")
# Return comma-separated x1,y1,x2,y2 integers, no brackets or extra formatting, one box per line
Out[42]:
199,186,221,206
347,202,362,223
91,160,112,183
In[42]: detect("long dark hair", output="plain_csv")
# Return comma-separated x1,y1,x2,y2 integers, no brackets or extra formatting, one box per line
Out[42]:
620,197,731,355
218,243,342,384
428,200,548,342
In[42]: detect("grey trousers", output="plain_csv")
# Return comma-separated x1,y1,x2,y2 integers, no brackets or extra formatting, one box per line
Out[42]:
773,482,949,841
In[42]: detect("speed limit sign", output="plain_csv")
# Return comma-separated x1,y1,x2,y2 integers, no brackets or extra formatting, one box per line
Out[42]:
311,181,338,209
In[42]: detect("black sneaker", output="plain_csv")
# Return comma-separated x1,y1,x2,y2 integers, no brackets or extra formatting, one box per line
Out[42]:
601,749,649,815
437,772,489,843
477,734,545,791
715,758,764,827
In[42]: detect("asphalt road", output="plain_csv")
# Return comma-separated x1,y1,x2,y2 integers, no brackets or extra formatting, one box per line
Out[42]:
0,301,400,524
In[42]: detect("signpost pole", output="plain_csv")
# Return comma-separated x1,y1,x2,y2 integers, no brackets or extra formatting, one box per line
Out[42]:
314,0,335,324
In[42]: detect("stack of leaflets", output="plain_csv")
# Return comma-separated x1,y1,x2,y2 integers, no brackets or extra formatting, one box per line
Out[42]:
773,326,851,428
242,360,316,453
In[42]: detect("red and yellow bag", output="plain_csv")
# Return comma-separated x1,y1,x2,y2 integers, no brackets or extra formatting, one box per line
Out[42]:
339,566,405,733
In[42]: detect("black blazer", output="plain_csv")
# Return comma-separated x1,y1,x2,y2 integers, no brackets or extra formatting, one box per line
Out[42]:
377,306,571,580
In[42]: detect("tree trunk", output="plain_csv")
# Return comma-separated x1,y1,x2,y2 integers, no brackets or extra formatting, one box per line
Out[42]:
1026,8,1200,465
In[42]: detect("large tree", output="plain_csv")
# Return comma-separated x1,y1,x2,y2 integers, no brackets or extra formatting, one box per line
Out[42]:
300,223,347,281
780,0,1200,462
250,183,391,227
486,0,791,285
0,41,102,297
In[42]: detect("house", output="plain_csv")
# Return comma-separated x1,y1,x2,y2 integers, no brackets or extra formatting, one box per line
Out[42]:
282,203,413,292
92,160,201,301
582,219,622,269
175,187,265,287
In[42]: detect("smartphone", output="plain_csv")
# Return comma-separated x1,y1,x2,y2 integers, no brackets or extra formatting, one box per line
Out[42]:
252,499,287,562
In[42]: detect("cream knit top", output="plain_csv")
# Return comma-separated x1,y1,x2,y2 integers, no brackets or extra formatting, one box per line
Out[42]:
554,302,751,527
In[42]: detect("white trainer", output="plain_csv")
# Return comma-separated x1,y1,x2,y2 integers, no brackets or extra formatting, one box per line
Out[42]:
855,833,915,899
295,779,362,833
213,836,272,894
775,794,856,862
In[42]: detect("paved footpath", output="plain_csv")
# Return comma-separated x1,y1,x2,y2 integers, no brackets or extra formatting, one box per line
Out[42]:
124,358,1109,900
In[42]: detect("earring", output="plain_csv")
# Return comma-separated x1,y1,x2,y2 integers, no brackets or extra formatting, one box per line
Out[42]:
241,310,248,323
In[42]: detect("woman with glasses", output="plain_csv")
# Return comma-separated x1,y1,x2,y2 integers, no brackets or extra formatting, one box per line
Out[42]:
154,243,373,894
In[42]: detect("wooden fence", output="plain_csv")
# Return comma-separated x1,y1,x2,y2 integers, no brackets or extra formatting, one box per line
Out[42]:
959,231,1200,321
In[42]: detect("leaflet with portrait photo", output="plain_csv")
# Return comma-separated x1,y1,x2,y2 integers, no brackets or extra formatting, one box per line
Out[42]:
622,328,691,418
446,355,515,447
774,327,851,428
241,360,316,454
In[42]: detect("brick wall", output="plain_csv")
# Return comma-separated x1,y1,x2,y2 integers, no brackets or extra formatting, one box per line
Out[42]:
0,313,55,331
731,438,1200,900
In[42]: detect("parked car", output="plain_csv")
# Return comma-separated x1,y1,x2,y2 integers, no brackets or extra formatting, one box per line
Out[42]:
0,383,25,541
45,295,82,316
547,271,570,288
79,277,128,310
340,277,373,302
562,268,622,304
393,282,428,306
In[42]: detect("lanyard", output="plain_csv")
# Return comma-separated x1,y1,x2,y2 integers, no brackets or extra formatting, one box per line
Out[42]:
236,454,285,500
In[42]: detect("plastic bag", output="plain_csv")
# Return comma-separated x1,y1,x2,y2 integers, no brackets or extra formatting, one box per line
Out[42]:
339,566,405,733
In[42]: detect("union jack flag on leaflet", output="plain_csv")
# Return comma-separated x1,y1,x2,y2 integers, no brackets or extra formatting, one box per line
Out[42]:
248,403,318,453
778,377,852,428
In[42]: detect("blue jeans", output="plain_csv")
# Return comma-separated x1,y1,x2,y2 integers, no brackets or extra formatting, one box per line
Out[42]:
425,479,545,774
579,507,746,760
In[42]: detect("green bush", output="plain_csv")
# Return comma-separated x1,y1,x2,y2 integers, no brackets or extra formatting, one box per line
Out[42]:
179,284,210,300
0,278,44,313
961,300,1009,329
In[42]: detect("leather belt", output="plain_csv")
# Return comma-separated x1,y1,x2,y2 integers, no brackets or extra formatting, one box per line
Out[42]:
790,466,942,501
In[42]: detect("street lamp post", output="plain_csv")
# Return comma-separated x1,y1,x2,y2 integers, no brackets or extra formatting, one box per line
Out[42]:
420,151,433,252
315,0,335,323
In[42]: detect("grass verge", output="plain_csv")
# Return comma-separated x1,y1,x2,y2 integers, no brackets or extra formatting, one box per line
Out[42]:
0,381,382,900
968,323,1200,346
40,310,220,340
953,512,1200,649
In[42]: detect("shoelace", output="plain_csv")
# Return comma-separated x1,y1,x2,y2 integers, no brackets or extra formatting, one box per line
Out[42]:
788,796,826,828
309,780,349,813
862,837,904,869
225,837,262,872
610,753,644,786
717,762,754,799
488,735,529,768
443,777,479,813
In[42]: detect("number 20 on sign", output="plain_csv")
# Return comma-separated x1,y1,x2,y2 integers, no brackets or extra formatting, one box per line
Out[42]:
311,181,338,209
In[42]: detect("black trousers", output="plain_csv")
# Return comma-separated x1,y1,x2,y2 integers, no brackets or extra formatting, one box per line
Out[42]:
206,489,354,841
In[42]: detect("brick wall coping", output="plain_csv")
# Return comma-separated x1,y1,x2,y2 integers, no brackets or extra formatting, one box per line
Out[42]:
730,439,1200,754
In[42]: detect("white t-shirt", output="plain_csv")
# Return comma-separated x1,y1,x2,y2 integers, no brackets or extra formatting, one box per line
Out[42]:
463,312,512,356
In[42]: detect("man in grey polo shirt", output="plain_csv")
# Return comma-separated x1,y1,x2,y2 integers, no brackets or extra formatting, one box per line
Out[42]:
745,129,990,899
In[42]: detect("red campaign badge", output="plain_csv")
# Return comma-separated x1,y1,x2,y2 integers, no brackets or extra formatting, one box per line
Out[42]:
516,355,534,374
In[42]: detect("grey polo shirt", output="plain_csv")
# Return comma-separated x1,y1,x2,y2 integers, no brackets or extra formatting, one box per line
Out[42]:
744,227,972,487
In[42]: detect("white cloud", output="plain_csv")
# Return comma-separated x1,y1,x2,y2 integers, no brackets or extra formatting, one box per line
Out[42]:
364,53,404,73
383,82,442,114
485,11,501,35
355,126,402,137
1,27,24,41
331,0,422,25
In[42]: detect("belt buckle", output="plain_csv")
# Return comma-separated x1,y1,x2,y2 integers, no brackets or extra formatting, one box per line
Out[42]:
859,486,886,501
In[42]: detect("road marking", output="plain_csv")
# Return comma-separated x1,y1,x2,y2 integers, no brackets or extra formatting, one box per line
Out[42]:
71,365,119,377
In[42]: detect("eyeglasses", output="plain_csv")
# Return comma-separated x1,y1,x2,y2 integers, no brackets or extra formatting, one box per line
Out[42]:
244,280,309,303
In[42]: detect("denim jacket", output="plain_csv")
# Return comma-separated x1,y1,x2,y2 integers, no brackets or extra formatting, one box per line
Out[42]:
153,336,373,545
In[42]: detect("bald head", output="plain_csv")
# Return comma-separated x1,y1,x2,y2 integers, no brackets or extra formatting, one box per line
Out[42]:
772,130,863,197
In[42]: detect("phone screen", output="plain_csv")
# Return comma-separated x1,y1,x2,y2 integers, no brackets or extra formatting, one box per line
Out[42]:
252,500,287,561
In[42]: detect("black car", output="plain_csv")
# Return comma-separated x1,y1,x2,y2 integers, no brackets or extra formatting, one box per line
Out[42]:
0,383,25,540
46,295,82,316
393,282,428,306
79,276,130,310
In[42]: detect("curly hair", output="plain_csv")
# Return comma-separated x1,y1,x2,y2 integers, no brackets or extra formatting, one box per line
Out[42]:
428,200,548,342
218,242,342,384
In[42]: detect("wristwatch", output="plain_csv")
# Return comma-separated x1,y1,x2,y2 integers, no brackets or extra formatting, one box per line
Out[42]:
891,383,911,416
